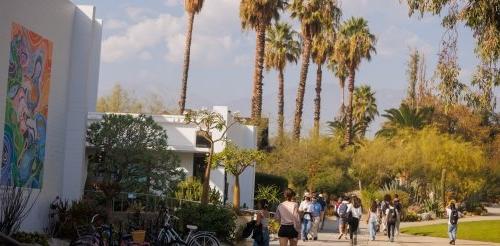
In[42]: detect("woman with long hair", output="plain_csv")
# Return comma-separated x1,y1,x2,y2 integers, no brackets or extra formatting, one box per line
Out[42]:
275,188,301,246
347,196,362,245
367,200,379,241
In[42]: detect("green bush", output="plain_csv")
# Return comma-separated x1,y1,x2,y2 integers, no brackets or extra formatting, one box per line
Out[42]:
12,232,49,246
56,199,106,239
174,203,237,242
255,172,288,194
254,185,280,210
174,177,222,205
403,211,420,222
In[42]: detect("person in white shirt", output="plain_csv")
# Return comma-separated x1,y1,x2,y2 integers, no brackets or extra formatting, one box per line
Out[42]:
385,201,399,242
446,200,461,245
275,188,301,246
337,197,350,240
366,200,379,241
347,196,362,245
298,192,313,241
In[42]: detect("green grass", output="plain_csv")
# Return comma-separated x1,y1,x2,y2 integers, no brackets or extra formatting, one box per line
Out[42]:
401,220,500,243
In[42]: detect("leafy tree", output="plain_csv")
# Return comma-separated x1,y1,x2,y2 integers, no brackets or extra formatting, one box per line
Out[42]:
213,143,264,209
331,17,376,145
97,84,172,114
289,0,341,140
376,104,433,137
352,85,378,136
240,0,286,121
183,109,240,205
86,114,182,213
179,0,205,114
265,22,301,139
327,118,364,145
404,0,499,64
467,63,499,117
406,49,420,108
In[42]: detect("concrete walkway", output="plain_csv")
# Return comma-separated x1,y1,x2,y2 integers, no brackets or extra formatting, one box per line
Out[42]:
263,207,500,246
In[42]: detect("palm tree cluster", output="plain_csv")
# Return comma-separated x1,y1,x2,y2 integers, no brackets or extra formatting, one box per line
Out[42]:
179,0,378,145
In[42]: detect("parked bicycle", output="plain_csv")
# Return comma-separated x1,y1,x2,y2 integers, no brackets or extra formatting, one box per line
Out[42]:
155,211,220,246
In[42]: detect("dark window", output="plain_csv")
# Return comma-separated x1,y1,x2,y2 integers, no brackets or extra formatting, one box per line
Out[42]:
193,153,207,182
196,131,211,148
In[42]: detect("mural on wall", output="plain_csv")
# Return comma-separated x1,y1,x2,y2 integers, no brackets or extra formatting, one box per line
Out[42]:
1,23,53,188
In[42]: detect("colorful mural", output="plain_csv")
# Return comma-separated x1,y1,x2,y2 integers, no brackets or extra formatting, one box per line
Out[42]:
1,23,53,188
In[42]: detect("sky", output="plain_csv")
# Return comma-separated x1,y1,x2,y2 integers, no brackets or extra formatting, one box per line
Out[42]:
71,0,485,136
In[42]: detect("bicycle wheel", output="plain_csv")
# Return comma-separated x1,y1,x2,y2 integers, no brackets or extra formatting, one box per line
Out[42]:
188,234,220,246
167,240,188,246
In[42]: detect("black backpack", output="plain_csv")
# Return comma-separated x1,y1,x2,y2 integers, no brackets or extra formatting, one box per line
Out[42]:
242,220,255,239
387,208,397,224
339,203,348,219
450,209,459,225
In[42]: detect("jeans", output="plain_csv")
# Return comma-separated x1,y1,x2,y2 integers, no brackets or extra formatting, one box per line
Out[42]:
302,219,311,239
448,224,457,241
368,220,377,240
253,228,270,246
387,222,396,240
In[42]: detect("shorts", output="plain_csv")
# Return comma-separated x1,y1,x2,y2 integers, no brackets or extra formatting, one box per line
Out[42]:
278,224,299,239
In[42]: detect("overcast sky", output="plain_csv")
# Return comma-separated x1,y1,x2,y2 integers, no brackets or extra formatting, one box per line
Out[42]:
72,0,484,136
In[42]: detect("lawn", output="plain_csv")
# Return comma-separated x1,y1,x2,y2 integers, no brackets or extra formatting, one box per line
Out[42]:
401,220,500,243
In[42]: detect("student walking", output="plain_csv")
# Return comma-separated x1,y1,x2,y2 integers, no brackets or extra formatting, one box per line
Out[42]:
299,193,313,241
446,200,461,245
385,198,398,242
318,194,327,230
337,196,350,240
380,194,391,235
253,199,270,246
334,197,342,233
310,195,322,240
276,188,301,246
393,194,402,235
347,196,362,245
366,200,379,241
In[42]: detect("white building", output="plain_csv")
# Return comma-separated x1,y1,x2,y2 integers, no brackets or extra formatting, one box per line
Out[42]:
88,106,258,209
0,0,102,231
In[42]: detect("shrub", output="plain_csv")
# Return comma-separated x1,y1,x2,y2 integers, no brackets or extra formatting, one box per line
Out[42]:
255,173,288,193
402,211,420,222
254,185,280,210
175,203,237,242
174,177,222,205
12,232,49,246
55,199,106,239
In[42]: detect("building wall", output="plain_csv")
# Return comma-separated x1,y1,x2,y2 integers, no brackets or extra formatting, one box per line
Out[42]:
0,0,101,231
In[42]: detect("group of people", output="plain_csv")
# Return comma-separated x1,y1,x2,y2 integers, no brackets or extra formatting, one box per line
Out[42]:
252,188,461,246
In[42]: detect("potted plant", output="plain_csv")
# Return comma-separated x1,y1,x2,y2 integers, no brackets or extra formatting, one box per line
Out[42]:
128,202,146,243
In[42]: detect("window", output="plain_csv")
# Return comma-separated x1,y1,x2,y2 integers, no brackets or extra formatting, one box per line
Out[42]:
193,153,207,182
196,131,211,148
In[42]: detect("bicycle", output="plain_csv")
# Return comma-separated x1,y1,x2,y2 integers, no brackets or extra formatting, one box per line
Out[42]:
155,211,220,246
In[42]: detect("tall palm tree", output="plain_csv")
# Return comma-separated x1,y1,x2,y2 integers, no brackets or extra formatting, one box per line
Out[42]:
328,54,348,118
178,0,205,115
264,23,301,139
352,85,378,136
240,0,286,122
311,29,337,136
376,104,433,137
289,0,341,140
332,17,376,145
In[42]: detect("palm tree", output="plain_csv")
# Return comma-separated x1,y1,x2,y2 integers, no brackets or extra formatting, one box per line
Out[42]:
376,104,434,137
264,23,301,139
289,0,341,140
311,29,337,136
352,85,378,136
178,0,205,115
240,0,286,122
332,17,376,145
328,54,348,118
327,118,363,144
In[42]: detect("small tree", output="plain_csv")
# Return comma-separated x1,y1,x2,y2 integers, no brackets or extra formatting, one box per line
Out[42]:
184,109,240,205
87,114,181,214
213,143,264,210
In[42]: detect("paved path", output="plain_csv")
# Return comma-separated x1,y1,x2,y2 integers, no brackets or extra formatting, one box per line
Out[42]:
262,207,500,246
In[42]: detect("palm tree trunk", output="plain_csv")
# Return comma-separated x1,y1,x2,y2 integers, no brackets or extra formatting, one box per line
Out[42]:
340,78,346,118
313,64,322,137
251,24,266,121
201,143,214,205
178,12,195,115
345,68,355,145
233,175,240,210
277,68,285,139
293,37,312,140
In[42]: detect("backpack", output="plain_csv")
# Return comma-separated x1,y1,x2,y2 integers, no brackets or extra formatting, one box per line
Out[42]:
242,220,255,239
450,209,459,225
394,200,402,212
339,203,348,219
387,208,397,224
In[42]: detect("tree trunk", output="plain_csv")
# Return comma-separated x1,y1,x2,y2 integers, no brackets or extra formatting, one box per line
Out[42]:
277,68,285,139
201,144,214,205
339,78,346,118
345,67,355,145
251,23,266,121
313,64,322,137
233,175,240,210
293,37,312,140
179,12,195,115
441,168,447,208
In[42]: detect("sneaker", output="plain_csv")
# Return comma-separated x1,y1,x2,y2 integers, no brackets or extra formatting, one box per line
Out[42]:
451,240,455,245
338,234,343,240
313,237,318,241
390,237,394,242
